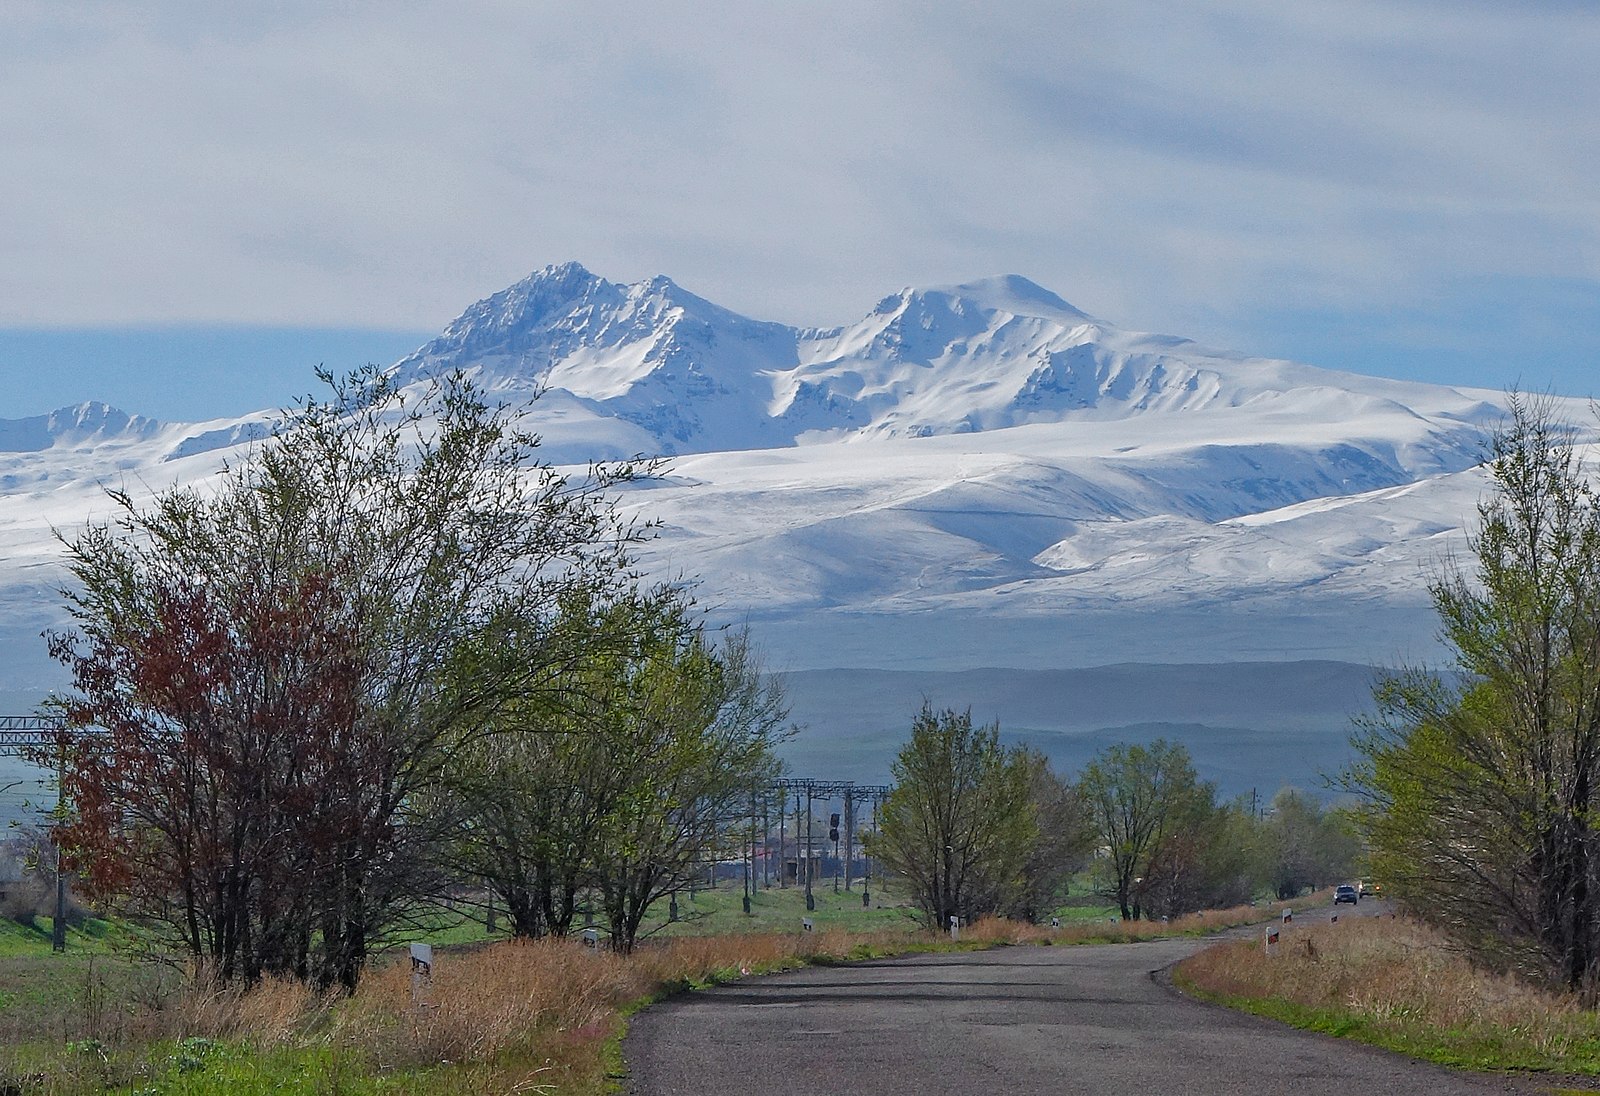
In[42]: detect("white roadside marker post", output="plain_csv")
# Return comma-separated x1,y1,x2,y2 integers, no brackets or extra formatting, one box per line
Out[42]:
409,942,434,1009
949,914,960,942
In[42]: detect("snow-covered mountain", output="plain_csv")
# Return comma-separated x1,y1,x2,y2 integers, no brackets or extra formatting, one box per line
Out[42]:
0,262,1592,788
0,401,163,454
379,262,1542,650
0,263,1573,657
392,262,1506,466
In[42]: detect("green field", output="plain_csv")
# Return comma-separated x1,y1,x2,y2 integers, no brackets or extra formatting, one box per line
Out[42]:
397,876,1120,947
0,915,132,957
640,876,924,937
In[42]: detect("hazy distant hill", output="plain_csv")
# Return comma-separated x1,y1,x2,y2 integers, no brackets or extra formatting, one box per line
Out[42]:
776,661,1384,793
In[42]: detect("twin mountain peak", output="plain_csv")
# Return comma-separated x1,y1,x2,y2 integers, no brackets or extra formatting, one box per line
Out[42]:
390,261,1490,458
7,262,1501,462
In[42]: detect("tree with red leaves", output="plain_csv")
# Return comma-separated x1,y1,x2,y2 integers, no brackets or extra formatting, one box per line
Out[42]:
49,367,641,989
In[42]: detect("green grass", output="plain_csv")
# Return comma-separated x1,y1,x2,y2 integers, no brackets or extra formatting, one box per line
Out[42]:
7,1036,459,1096
634,877,1119,938
123,1042,377,1095
0,880,1113,962
359,880,928,954
637,878,924,938
0,916,136,957
386,899,511,950
0,954,177,1054
1047,901,1122,923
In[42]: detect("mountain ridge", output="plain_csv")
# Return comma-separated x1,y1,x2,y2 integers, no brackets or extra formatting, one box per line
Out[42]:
389,261,1512,458
0,262,1590,690
0,400,164,453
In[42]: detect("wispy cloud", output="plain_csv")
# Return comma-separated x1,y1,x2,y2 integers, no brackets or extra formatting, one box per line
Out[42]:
3,1,1596,391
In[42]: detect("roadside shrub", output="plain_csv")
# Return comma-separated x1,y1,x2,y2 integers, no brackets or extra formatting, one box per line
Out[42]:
0,874,50,924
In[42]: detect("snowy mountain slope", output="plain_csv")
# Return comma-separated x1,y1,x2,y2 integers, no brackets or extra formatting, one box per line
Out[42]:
610,418,1507,621
0,402,163,455
0,263,1591,700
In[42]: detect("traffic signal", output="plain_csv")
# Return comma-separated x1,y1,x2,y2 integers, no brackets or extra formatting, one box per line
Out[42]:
828,813,840,842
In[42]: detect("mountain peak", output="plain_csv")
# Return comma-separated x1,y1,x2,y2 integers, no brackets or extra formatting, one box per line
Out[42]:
629,272,716,314
925,274,1093,323
0,400,160,454
502,260,609,307
392,262,1496,458
530,259,597,283
393,262,616,380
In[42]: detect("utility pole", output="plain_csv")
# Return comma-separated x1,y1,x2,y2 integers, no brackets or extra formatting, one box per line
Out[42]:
51,733,66,953
843,789,855,891
862,793,877,908
743,793,754,914
0,715,107,954
777,788,787,888
833,802,841,894
770,779,890,911
805,784,815,911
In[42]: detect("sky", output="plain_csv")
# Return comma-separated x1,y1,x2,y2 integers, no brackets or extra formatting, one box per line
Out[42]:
2,1,1597,422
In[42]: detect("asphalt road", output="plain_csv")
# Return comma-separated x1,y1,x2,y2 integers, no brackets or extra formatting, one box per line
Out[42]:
624,902,1550,1095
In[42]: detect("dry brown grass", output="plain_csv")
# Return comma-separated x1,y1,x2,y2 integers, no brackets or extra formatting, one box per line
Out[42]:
1177,914,1600,1073
1,902,1299,1094
963,897,1297,947
331,927,891,1073
301,904,1295,1090
108,906,1294,1085
160,973,335,1048
4,930,918,1095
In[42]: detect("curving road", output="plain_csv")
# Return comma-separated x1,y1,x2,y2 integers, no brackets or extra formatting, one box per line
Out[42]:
624,904,1549,1095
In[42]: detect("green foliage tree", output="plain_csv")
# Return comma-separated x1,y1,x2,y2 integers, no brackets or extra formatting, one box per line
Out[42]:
451,588,787,953
869,705,1038,928
1078,739,1211,920
441,588,662,940
1007,749,1096,922
1350,394,1600,993
1133,796,1261,919
48,368,639,989
585,621,787,952
1262,787,1358,900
